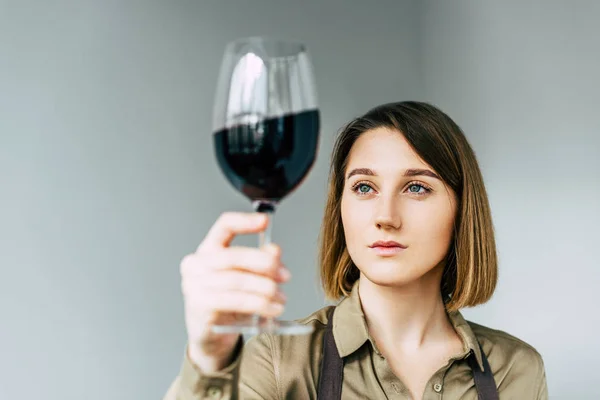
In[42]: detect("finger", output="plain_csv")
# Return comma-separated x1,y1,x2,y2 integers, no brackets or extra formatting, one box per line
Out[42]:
262,243,281,257
187,246,284,277
261,244,291,282
201,212,268,249
194,290,286,318
205,270,282,300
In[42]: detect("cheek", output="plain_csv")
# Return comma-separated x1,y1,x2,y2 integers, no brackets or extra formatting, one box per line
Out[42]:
408,198,456,250
340,193,354,240
341,193,368,245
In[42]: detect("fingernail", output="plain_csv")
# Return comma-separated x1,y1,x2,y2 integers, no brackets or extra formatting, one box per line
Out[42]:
277,266,291,281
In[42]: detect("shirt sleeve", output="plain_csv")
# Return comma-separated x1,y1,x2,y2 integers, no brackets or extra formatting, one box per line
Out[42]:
163,334,280,400
238,333,280,400
535,356,549,400
162,338,244,400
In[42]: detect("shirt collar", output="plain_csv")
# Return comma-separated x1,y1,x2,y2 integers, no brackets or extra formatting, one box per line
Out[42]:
332,280,371,358
332,279,485,371
447,310,485,371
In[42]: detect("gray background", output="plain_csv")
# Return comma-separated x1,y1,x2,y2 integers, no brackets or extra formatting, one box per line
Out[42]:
0,1,597,399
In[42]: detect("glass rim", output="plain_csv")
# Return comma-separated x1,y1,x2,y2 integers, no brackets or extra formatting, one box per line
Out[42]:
225,36,307,54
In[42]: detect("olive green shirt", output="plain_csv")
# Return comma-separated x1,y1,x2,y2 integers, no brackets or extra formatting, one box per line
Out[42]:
164,282,548,399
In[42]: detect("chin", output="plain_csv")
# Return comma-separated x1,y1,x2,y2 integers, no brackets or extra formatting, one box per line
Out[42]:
357,261,423,288
362,274,418,289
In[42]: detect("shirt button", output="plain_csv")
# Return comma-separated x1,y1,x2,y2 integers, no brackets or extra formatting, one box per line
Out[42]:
206,386,222,399
433,383,443,392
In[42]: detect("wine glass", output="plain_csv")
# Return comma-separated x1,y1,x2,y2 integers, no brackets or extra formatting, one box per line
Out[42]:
212,37,319,335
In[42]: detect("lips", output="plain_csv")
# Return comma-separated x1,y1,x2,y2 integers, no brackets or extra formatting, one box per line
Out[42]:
368,241,407,257
369,240,407,249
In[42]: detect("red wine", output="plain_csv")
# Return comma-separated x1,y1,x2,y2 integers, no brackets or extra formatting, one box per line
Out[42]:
214,109,319,202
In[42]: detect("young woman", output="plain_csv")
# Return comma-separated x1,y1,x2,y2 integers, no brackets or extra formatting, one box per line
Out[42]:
164,102,548,399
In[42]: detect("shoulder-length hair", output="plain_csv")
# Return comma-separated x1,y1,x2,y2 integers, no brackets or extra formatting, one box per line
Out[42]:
318,101,497,312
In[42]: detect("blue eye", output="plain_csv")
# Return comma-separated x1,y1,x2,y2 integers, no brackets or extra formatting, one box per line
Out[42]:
407,183,431,195
352,182,374,195
358,184,371,193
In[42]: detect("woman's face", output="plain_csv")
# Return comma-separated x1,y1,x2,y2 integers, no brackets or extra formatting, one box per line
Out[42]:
340,127,457,289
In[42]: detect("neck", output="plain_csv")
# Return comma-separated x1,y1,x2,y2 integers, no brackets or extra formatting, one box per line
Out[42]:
358,266,454,353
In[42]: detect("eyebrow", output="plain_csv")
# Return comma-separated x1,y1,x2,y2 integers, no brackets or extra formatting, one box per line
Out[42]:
346,167,441,180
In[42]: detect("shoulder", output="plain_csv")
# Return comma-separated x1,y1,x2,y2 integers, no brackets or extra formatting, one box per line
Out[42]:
242,305,334,362
467,320,548,397
469,320,544,364
296,304,334,327
245,305,333,355
239,306,334,398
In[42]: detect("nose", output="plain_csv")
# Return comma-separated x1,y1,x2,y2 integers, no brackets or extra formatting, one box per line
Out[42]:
374,192,402,230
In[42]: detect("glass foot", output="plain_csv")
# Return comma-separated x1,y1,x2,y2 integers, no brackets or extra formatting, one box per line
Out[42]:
211,317,314,335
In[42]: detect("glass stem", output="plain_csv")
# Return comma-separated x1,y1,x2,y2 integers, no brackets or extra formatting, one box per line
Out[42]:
258,212,273,247
253,200,276,247
252,200,277,330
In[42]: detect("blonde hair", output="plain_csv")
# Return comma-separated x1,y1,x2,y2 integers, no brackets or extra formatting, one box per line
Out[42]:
318,101,497,312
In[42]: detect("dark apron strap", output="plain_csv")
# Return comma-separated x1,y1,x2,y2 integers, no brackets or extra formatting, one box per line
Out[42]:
317,307,500,400
467,343,500,400
317,307,343,399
